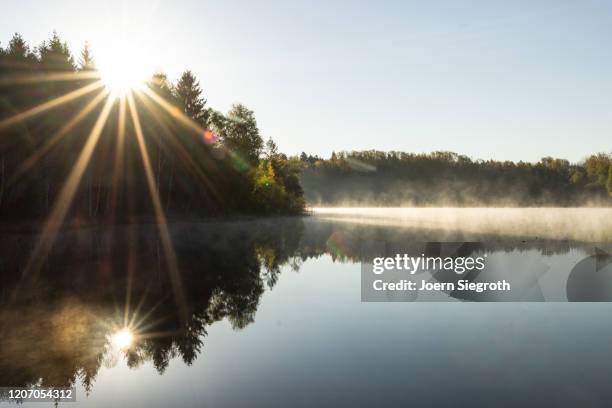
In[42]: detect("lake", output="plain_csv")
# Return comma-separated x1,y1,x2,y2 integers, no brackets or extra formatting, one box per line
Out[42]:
2,208,612,407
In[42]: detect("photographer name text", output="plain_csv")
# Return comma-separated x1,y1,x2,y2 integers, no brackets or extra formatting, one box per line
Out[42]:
373,279,511,293
371,254,511,293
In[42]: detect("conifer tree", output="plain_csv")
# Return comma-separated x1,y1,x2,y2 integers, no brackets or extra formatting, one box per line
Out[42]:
39,31,75,71
175,70,208,126
7,33,30,59
78,42,95,71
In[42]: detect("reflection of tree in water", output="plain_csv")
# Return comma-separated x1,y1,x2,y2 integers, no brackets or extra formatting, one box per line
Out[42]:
298,218,587,263
0,218,304,391
0,216,595,391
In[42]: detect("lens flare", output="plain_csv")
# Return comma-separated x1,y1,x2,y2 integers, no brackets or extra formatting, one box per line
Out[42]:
203,129,217,145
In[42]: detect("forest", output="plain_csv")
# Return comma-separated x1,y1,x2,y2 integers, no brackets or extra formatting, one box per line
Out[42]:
2,32,611,220
299,150,612,206
0,33,305,222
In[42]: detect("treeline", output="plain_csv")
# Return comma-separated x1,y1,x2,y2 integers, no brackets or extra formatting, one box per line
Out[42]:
298,150,612,206
0,33,304,221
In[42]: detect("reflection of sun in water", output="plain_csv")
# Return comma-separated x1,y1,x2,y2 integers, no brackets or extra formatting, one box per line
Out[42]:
110,328,134,349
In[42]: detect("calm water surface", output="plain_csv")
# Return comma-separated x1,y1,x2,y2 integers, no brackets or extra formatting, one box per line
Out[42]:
2,208,612,407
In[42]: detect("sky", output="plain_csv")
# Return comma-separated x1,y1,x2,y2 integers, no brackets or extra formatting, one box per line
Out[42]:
1,0,611,162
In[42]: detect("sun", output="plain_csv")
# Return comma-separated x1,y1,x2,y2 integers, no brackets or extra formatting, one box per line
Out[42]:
96,44,151,96
99,64,146,96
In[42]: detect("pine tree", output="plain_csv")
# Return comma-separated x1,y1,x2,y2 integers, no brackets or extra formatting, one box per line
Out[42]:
39,31,75,71
149,71,174,99
175,70,208,126
7,33,30,59
78,42,95,71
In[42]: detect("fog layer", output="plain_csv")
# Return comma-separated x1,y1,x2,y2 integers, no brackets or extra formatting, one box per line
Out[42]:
312,207,612,242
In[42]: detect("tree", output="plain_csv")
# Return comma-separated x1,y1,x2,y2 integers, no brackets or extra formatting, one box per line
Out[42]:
299,149,612,206
223,104,263,166
7,33,32,60
264,137,279,160
585,153,611,186
607,165,612,197
175,70,208,125
207,109,226,135
0,33,305,219
148,71,174,99
78,42,95,71
39,31,75,71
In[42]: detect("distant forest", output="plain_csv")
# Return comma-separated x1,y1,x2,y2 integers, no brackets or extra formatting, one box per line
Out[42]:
298,150,612,206
0,33,305,221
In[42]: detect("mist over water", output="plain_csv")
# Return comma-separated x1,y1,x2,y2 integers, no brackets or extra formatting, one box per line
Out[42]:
312,207,612,242
2,213,612,406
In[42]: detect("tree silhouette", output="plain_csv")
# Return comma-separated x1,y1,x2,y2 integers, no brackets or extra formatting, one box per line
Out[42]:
7,33,33,60
78,42,95,71
39,31,75,71
175,70,208,126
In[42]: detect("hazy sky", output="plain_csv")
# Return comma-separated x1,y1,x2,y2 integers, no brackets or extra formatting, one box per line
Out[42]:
2,0,611,162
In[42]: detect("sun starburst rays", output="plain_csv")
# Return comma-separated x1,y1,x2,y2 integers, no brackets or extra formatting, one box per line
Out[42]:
1,65,219,338
21,94,115,278
140,86,205,136
135,90,222,204
0,80,104,131
126,91,188,325
9,89,110,185
0,70,100,86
